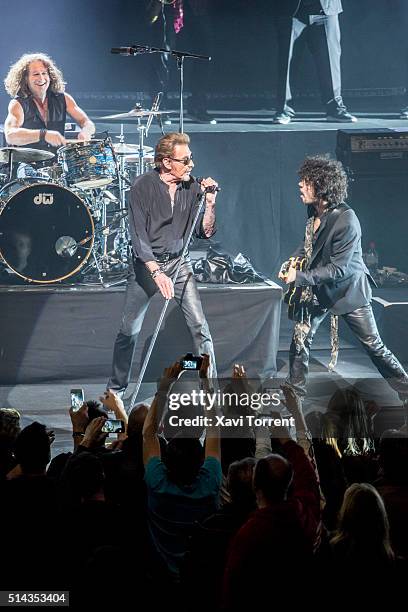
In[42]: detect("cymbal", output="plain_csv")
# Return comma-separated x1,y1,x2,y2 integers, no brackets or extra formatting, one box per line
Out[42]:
99,109,177,120
0,146,55,164
113,143,154,155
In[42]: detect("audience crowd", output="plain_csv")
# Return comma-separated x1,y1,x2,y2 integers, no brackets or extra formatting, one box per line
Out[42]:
0,355,407,608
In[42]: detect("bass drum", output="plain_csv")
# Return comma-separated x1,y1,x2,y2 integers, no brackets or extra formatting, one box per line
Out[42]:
0,182,94,283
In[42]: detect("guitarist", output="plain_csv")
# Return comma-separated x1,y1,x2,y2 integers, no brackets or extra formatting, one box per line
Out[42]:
278,155,408,405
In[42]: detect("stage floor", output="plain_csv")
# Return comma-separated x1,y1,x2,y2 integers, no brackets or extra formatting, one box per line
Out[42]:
1,299,406,458
94,109,408,134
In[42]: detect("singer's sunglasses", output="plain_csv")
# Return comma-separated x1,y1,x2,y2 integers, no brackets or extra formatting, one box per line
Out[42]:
167,155,194,166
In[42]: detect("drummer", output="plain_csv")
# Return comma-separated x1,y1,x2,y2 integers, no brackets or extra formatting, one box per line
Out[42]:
3,52,95,174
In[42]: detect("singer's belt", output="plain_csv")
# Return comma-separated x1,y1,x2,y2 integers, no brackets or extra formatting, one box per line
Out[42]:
154,251,183,264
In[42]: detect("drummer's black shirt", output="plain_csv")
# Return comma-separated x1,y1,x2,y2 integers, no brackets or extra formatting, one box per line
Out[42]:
129,169,215,263
16,91,66,154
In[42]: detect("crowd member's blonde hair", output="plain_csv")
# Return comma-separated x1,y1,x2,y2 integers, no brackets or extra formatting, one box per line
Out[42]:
331,483,395,562
4,53,66,98
154,132,190,167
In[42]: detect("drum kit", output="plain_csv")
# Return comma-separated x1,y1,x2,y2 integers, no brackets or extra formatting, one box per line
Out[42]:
0,102,175,287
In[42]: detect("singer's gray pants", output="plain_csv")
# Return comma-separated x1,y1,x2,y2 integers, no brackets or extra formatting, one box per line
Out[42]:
107,257,217,395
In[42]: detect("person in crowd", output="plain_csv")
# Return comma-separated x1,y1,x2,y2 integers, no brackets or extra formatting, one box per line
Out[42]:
272,0,356,124
375,430,408,558
322,387,375,457
0,407,21,478
101,401,148,511
222,434,321,607
182,457,257,610
0,422,63,589
142,354,222,581
107,132,218,398
329,483,396,570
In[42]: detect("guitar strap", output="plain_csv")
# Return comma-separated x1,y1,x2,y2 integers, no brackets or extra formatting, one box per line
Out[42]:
293,204,347,371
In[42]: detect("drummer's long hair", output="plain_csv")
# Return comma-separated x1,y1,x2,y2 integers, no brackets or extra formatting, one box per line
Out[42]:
4,53,66,98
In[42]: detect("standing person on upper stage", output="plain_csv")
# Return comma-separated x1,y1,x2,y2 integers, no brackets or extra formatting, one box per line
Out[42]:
279,155,408,408
4,52,95,153
272,0,356,125
107,132,218,398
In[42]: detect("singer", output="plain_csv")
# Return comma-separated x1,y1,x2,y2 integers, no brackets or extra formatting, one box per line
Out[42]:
108,132,218,396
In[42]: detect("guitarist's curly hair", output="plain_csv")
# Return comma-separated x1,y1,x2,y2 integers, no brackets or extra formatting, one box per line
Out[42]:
299,155,348,206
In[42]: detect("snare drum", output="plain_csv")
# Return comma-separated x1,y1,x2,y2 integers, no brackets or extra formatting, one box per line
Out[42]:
58,139,117,190
0,182,94,283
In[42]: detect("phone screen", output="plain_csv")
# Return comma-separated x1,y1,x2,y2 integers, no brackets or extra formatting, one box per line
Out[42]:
101,419,125,434
182,359,199,370
70,388,84,412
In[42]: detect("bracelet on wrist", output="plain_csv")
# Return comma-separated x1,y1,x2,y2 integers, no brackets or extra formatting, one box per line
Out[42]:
39,128,47,143
151,268,162,280
72,432,85,438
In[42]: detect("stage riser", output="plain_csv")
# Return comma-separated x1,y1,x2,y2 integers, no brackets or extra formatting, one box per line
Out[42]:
0,285,281,385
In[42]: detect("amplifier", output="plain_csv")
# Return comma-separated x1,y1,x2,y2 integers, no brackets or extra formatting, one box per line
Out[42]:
336,129,408,174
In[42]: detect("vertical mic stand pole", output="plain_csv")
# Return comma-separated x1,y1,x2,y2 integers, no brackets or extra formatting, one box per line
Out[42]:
177,55,185,133
127,187,208,413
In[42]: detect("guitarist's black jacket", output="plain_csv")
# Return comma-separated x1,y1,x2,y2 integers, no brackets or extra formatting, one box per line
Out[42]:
293,203,375,315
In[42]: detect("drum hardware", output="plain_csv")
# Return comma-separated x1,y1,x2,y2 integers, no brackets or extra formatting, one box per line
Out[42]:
113,143,153,155
77,209,129,288
0,147,55,182
99,108,176,120
39,163,63,183
101,92,163,176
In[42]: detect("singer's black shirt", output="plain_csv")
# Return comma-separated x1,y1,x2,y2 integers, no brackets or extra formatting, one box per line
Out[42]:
129,168,215,263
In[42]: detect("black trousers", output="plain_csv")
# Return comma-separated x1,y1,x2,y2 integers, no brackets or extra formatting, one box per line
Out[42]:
287,304,408,400
108,257,217,395
275,13,343,113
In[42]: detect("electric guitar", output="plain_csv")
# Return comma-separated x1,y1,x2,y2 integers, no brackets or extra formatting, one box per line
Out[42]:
281,256,307,321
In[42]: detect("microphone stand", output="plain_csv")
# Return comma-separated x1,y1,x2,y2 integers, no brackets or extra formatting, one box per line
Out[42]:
111,44,211,133
127,186,212,413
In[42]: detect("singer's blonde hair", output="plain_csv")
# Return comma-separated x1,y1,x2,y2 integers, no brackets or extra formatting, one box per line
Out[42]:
154,132,190,167
4,53,66,98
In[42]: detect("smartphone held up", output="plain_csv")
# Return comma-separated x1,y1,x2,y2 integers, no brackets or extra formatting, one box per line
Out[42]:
70,388,84,412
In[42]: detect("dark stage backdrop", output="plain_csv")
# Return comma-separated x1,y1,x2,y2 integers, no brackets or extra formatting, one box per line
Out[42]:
1,0,408,117
189,129,337,276
0,1,405,275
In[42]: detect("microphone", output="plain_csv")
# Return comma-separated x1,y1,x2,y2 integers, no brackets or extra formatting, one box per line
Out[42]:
196,177,221,192
111,47,136,56
111,46,150,56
